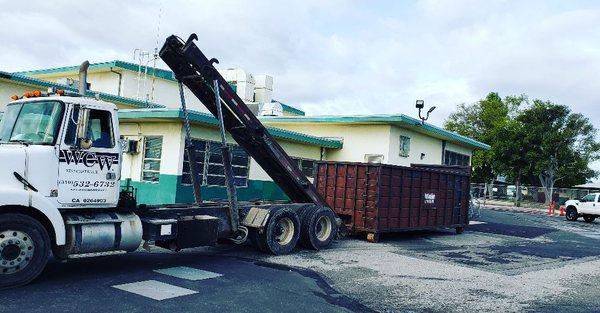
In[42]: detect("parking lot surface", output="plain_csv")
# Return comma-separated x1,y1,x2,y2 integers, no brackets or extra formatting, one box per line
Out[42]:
2,207,600,312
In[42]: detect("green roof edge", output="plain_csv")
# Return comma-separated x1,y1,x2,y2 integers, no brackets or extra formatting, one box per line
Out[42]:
118,108,343,149
0,71,163,109
260,114,490,150
13,61,306,116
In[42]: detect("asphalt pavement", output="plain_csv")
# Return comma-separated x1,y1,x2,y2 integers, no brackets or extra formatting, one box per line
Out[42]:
0,250,368,313
2,207,599,312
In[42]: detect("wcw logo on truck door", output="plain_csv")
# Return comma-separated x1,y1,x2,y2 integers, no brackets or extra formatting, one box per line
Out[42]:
59,150,119,170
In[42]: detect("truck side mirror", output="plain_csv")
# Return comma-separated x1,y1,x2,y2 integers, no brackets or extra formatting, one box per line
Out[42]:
76,108,92,149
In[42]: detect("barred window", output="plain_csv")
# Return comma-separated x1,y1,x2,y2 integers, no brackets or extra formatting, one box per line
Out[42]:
182,139,250,187
291,157,316,178
399,135,410,157
444,150,470,166
142,136,163,182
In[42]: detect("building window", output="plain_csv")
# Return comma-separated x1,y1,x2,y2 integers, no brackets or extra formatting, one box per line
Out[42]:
399,136,410,157
444,150,470,166
291,157,316,178
182,139,250,187
142,136,163,182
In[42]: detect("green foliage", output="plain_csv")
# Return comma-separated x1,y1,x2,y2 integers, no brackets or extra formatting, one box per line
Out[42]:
445,93,599,186
444,92,525,183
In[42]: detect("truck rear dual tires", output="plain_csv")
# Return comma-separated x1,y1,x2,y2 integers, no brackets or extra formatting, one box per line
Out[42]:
249,205,338,255
298,206,337,250
249,208,301,255
0,214,50,290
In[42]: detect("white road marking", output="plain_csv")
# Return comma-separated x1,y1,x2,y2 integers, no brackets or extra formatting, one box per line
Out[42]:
469,221,487,225
112,280,197,300
154,266,223,281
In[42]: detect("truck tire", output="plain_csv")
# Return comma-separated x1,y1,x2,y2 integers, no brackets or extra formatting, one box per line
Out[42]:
0,213,50,289
256,208,300,255
583,215,596,223
299,207,338,250
566,207,579,221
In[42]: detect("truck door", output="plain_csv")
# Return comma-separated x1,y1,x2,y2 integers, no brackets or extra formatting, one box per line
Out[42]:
578,193,596,214
57,105,120,207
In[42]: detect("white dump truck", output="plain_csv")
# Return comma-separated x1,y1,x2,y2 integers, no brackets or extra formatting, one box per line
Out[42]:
0,34,338,289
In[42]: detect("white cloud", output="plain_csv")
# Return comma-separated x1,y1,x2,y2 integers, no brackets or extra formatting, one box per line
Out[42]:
1,0,598,178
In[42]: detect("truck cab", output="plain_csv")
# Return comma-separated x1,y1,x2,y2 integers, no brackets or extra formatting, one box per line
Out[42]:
0,90,137,288
0,94,122,209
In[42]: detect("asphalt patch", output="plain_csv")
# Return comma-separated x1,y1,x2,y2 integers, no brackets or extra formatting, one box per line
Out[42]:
467,222,556,238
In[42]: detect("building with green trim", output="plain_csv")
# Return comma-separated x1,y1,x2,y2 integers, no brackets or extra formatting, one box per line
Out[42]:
2,60,489,205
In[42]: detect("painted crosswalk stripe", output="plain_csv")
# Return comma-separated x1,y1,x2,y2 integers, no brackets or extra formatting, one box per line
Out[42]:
154,266,223,281
469,221,487,225
112,280,197,300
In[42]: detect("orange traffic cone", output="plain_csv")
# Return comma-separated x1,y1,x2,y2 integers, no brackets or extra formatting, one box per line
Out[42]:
559,206,565,216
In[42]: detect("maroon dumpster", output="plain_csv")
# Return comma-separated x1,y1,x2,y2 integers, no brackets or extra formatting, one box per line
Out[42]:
315,161,471,242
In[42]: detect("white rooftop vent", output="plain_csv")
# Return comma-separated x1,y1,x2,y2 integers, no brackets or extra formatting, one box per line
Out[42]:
259,101,284,116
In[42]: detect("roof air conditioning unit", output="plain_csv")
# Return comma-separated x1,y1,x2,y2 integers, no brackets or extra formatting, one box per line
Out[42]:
259,102,284,117
364,154,384,164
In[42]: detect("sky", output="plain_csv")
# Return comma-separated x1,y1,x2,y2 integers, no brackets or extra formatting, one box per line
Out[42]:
1,0,599,178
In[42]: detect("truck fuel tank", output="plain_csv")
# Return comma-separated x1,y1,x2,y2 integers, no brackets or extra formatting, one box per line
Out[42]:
56,213,143,258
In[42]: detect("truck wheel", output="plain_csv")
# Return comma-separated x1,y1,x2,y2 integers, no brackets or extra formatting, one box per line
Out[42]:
257,208,300,255
455,226,465,234
299,207,338,250
0,214,50,289
566,207,579,221
583,215,596,223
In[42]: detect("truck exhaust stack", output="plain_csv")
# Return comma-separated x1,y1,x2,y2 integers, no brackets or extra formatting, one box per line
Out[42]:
78,60,90,95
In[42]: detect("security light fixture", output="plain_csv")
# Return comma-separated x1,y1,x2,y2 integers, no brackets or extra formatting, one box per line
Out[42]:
415,100,424,109
416,100,436,125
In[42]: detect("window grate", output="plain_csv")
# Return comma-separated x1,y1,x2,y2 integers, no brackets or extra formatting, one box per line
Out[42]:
182,139,250,187
142,136,163,182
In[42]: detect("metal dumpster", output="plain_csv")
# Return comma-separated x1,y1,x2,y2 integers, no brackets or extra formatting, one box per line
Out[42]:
314,161,471,242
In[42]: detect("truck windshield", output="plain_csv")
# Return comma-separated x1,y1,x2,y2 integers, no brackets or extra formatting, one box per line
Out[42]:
0,101,64,145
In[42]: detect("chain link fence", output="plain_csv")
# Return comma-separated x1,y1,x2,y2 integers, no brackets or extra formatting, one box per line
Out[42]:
470,183,599,205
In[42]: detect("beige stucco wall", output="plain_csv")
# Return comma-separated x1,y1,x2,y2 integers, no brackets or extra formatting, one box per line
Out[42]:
262,122,392,163
120,121,184,181
388,125,444,166
262,121,476,167
0,80,31,110
1,76,147,111
32,71,120,97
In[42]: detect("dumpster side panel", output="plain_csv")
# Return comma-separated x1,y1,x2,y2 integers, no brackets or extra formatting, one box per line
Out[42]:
315,161,470,235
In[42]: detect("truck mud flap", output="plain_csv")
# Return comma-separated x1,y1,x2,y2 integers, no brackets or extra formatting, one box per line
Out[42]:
241,207,270,229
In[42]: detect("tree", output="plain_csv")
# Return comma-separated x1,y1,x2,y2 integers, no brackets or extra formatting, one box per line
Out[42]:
446,94,600,206
444,92,522,199
516,100,599,204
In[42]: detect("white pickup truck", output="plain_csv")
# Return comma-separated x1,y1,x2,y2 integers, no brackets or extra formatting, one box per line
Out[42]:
565,193,600,223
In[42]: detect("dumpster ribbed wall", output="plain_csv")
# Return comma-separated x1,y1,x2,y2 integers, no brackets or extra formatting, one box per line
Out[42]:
315,161,470,236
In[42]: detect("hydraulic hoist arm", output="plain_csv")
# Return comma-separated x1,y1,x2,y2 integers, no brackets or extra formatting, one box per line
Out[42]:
159,34,327,207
